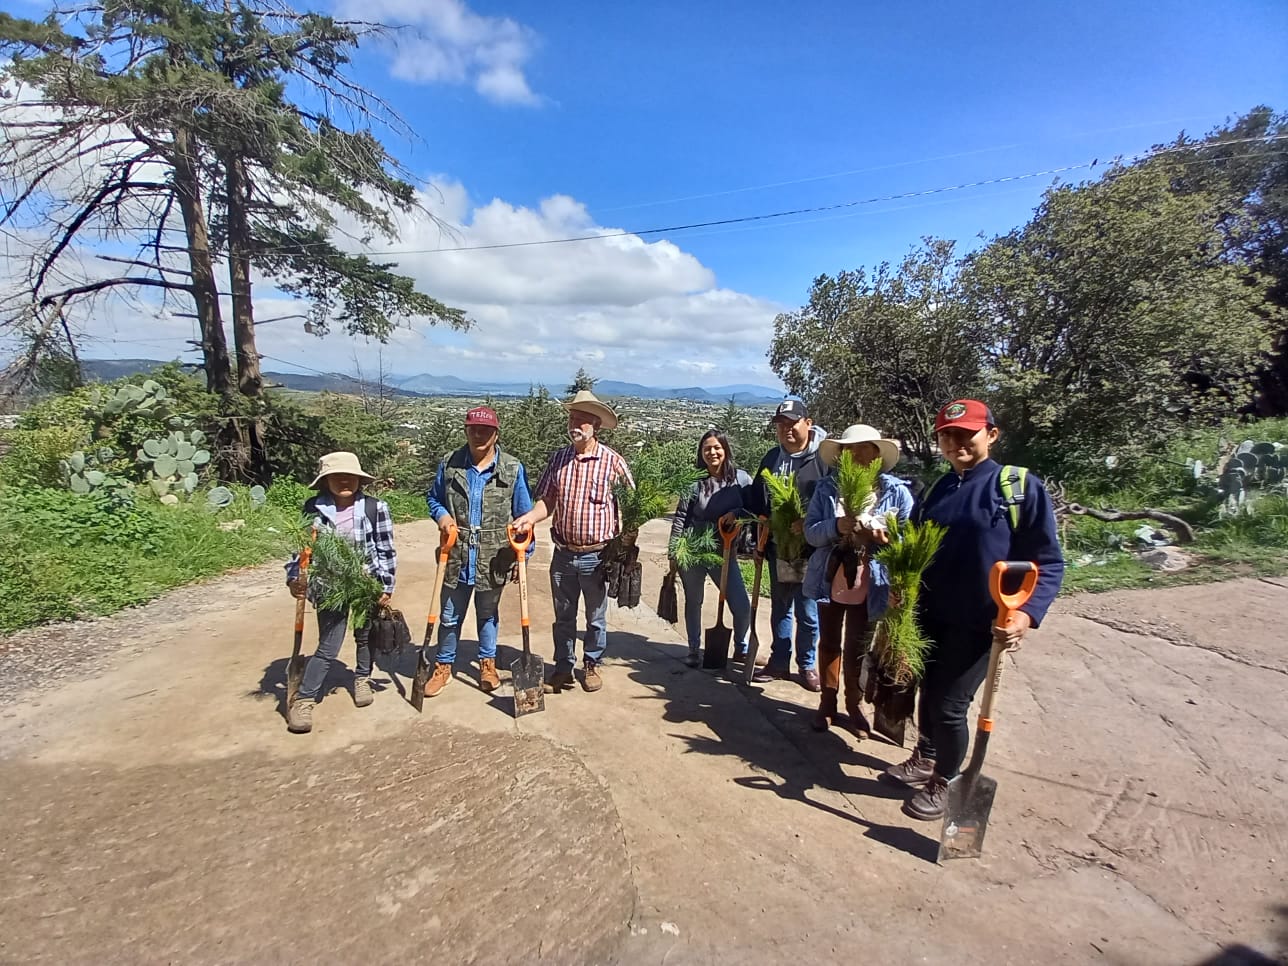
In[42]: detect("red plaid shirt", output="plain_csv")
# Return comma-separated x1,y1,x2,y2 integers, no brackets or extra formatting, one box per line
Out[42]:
536,441,634,548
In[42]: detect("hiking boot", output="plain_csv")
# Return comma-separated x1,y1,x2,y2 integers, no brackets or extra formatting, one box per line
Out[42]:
581,659,603,692
811,688,839,732
353,676,374,708
844,705,872,740
479,658,500,693
545,670,576,693
800,668,822,692
685,648,701,668
287,698,315,734
751,663,790,684
424,662,453,698
882,749,937,787
903,775,951,821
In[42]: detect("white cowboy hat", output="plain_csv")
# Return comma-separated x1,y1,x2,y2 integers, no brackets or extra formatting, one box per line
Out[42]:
818,424,901,472
309,451,376,488
562,389,619,430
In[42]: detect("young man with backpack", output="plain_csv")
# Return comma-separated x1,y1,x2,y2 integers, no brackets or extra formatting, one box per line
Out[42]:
882,399,1065,820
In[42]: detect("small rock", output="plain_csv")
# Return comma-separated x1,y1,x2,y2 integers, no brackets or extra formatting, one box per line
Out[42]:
1138,547,1193,572
217,519,246,531
660,922,680,936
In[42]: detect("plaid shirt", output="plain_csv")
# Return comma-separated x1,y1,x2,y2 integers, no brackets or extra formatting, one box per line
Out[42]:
536,440,634,548
284,492,398,594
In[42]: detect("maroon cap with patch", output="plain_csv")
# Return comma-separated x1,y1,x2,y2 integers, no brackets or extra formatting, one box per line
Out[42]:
464,406,499,429
935,399,993,432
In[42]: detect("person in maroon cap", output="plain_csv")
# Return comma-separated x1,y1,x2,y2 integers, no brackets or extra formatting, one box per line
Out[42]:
882,399,1064,821
421,406,534,699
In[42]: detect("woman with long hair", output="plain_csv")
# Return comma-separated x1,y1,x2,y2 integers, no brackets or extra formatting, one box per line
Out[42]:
669,430,754,667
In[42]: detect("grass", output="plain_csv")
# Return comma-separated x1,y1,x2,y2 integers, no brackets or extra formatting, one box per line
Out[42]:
0,482,430,633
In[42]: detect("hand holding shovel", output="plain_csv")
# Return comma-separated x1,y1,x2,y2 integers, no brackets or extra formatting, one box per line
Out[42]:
409,522,458,712
741,517,770,685
507,523,545,717
938,560,1039,861
285,533,315,709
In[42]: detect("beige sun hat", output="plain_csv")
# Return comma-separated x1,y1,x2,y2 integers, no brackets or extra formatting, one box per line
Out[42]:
818,424,901,472
309,451,376,488
562,389,619,430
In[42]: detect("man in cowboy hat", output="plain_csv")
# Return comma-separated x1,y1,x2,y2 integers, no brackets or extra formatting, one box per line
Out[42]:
511,389,634,693
745,396,828,691
420,406,535,699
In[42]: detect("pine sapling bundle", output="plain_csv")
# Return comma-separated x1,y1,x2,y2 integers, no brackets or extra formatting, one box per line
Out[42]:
614,476,671,536
836,450,882,518
872,512,947,686
761,468,806,561
669,525,726,570
306,529,383,629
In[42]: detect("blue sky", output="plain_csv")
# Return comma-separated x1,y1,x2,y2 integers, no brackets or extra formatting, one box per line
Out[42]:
3,0,1287,388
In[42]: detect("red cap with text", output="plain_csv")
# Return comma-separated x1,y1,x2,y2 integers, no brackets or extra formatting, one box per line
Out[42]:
934,399,994,433
464,406,499,428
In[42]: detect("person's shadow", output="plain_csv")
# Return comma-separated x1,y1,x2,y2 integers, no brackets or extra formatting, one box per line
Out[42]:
609,630,939,863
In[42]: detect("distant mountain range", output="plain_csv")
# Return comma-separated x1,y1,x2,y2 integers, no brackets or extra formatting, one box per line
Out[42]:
79,359,784,406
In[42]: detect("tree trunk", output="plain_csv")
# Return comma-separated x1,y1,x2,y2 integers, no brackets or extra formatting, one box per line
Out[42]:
223,153,263,398
172,125,232,398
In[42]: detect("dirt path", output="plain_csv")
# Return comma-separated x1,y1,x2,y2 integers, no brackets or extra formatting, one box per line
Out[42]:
1,519,1284,965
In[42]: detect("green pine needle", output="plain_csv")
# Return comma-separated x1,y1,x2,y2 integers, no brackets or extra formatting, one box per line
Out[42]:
306,528,383,630
836,450,882,517
669,525,726,570
760,468,806,560
872,514,947,686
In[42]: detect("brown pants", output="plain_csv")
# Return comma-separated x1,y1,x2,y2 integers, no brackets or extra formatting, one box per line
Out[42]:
817,600,874,715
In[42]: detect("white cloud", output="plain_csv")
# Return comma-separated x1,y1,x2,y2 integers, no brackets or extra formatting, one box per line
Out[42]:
336,0,540,106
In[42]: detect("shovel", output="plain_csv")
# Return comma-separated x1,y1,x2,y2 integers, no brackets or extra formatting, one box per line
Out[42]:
409,522,459,712
938,560,1039,862
741,517,770,685
702,514,742,669
285,538,315,710
507,524,546,717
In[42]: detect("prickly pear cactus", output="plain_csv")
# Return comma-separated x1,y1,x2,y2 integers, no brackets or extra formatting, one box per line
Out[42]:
60,447,129,495
137,428,211,498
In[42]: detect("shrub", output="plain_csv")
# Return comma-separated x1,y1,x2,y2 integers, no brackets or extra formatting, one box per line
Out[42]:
0,425,85,487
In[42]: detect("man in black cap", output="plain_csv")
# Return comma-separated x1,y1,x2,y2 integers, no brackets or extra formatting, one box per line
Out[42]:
745,396,828,691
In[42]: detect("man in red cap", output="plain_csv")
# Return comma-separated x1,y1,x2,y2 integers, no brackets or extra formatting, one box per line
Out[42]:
421,405,534,699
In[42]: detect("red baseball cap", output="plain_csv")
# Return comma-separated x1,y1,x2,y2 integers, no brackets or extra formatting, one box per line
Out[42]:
464,406,499,429
935,399,994,433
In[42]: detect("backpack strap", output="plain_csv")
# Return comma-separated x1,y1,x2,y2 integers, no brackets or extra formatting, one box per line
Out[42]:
302,494,379,530
998,465,1028,529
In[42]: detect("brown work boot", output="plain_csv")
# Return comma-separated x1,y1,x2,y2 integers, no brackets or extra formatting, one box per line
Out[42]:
811,688,839,732
882,749,937,787
424,662,453,698
287,698,315,734
353,676,374,708
545,669,576,693
903,775,951,821
479,658,500,693
581,659,603,692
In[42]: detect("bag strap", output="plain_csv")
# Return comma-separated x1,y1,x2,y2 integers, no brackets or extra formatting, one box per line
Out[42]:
998,465,1028,529
303,494,379,530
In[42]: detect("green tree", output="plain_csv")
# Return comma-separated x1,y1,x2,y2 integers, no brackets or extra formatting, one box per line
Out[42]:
962,156,1282,472
565,367,599,397
769,239,985,467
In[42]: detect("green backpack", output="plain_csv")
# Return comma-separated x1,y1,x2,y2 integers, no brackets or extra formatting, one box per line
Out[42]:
927,464,1028,528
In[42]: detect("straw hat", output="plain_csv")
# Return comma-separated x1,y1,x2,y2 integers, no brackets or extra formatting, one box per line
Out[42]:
818,424,901,472
562,389,618,430
309,451,376,488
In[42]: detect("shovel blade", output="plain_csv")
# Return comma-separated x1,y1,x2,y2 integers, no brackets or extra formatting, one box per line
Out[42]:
873,702,908,747
938,772,998,862
409,659,429,713
741,628,760,684
511,653,546,717
702,624,731,669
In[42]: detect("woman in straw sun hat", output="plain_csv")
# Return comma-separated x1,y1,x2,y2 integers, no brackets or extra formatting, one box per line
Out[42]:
803,424,913,736
284,451,397,734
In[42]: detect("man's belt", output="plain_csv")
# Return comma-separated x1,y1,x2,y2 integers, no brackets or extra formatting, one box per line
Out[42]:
553,538,610,553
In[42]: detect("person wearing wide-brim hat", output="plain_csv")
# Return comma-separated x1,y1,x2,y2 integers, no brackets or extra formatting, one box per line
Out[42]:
803,425,914,736
284,451,398,734
512,389,633,693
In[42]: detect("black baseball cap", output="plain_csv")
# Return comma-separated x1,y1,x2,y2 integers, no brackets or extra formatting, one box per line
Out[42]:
773,396,809,422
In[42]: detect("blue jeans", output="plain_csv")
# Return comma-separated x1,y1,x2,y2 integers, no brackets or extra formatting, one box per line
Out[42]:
679,562,751,654
767,549,818,671
433,580,503,665
299,607,370,701
549,547,608,671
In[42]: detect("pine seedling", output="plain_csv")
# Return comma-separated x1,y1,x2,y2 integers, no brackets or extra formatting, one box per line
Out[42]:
669,525,726,570
761,468,806,561
836,450,882,518
872,512,947,686
307,529,383,629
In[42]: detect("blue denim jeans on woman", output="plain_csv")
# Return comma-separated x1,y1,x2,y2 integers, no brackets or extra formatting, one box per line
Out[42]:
433,581,503,665
765,547,818,671
549,547,609,671
679,562,751,654
299,607,371,701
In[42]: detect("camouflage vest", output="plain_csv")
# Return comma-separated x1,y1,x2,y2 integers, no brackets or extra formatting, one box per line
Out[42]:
441,446,522,590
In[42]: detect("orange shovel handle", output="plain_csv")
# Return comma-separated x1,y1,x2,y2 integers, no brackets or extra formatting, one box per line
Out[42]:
989,560,1038,627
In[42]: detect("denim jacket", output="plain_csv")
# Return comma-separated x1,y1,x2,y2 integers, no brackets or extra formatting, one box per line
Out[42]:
802,472,914,618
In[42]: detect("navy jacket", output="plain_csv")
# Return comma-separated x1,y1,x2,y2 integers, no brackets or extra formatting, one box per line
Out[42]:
914,458,1064,632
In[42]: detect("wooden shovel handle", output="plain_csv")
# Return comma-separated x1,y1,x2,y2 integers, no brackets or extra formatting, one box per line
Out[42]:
292,540,314,632
507,524,531,628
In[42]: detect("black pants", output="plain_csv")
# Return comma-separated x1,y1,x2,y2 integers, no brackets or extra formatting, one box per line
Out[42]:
915,623,992,780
